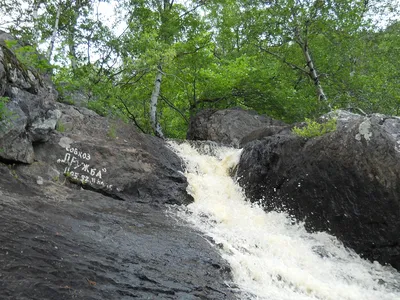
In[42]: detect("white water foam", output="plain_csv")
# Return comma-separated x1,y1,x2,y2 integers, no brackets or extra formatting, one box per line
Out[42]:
168,141,400,300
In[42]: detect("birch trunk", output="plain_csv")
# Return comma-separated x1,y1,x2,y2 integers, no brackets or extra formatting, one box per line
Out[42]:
46,3,61,62
302,41,327,101
32,1,40,44
68,35,78,70
67,1,79,70
150,65,164,138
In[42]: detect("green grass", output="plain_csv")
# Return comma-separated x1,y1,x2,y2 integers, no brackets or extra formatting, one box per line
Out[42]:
0,96,10,121
107,123,117,139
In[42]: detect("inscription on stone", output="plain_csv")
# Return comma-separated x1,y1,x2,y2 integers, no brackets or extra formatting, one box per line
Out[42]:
57,146,112,190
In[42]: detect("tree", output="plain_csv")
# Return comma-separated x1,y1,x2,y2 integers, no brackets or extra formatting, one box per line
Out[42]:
2,0,400,138
104,0,208,137
202,0,382,120
46,1,61,61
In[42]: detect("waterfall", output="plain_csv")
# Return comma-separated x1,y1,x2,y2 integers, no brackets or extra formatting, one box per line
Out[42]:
168,141,400,300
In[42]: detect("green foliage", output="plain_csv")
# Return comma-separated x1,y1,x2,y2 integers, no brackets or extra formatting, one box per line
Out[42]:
0,97,10,121
4,40,52,73
2,0,399,138
292,118,337,138
55,120,66,132
0,97,14,129
58,97,75,105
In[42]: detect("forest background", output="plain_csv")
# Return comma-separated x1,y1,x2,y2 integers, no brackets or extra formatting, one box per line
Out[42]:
0,0,399,138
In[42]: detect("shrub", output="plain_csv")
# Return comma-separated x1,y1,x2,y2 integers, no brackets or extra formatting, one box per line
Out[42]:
4,40,52,73
0,97,8,119
56,120,66,132
0,96,11,122
292,117,337,138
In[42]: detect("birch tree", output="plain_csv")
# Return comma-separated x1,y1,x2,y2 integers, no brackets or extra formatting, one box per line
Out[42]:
46,2,61,61
118,0,206,137
209,0,368,105
150,63,164,137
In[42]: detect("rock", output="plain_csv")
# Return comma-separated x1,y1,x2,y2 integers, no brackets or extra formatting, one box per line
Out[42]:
36,175,43,185
11,102,191,205
57,82,91,107
0,166,236,300
29,109,62,142
0,41,58,163
0,103,235,297
0,103,34,163
237,111,400,270
187,108,286,147
239,125,292,147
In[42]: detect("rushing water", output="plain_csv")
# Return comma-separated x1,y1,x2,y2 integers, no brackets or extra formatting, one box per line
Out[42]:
168,141,400,300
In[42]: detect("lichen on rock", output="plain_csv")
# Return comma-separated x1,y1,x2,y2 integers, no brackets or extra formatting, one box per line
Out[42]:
355,119,373,141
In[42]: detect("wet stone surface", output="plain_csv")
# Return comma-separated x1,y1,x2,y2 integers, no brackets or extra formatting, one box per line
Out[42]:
0,172,236,299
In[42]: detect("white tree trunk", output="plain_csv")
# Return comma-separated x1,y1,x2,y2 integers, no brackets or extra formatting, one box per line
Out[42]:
46,3,61,62
32,0,41,44
302,42,327,101
68,37,78,69
67,1,79,70
150,64,164,138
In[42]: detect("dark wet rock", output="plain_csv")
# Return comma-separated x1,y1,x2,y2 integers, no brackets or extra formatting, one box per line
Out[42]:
15,102,192,205
0,105,236,299
239,125,291,147
237,111,400,270
187,108,286,147
0,166,236,300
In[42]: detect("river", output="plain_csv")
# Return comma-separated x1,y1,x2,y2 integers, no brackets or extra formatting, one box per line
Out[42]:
169,141,400,300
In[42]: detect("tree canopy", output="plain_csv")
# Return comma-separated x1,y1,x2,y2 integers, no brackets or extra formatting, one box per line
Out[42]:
0,0,399,138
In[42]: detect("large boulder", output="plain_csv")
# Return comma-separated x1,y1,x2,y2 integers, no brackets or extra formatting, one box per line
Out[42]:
187,108,287,147
237,110,400,270
0,38,189,205
17,102,192,205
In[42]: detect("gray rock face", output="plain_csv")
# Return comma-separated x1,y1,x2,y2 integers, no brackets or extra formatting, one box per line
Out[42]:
29,108,62,142
237,111,400,270
0,43,59,163
187,108,286,147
